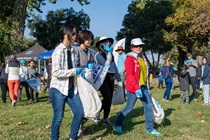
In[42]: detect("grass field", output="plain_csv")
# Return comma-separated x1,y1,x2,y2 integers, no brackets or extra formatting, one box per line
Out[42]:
1,82,210,140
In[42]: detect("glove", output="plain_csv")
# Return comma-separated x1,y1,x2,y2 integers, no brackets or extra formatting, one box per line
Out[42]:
118,81,122,86
75,67,83,74
87,63,95,69
136,89,143,98
103,43,113,52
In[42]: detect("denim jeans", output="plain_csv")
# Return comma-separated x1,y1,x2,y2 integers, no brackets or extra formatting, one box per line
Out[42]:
115,86,154,132
203,85,210,104
50,87,84,140
163,78,172,100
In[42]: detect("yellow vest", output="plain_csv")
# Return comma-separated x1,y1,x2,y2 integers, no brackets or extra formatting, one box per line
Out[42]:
138,58,147,86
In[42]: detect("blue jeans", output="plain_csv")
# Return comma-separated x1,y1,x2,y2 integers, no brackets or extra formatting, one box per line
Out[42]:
50,87,84,140
203,85,210,104
115,86,154,132
163,78,172,100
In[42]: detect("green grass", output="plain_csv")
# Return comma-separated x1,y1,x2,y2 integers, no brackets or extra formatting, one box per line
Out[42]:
1,83,210,140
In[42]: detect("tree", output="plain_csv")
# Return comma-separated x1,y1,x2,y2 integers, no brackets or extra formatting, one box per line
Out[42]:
164,0,210,68
116,0,174,68
0,0,89,62
28,8,90,50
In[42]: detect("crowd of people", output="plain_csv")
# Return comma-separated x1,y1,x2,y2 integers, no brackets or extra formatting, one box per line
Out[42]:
0,24,209,140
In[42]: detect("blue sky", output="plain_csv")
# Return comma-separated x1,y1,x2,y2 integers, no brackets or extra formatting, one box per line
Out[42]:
24,0,132,41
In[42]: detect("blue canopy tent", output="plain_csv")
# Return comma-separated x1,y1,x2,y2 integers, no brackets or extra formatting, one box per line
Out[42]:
38,49,54,60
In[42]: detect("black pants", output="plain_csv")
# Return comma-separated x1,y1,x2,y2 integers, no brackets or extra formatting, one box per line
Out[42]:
0,78,8,103
190,76,197,99
158,80,163,88
18,81,30,100
99,73,114,119
29,87,39,101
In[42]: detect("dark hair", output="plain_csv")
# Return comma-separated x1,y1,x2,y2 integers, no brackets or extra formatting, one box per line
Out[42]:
29,60,35,63
77,30,94,45
180,64,187,71
59,24,76,43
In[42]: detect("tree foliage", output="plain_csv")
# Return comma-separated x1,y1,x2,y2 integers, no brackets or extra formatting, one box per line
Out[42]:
116,0,174,67
28,8,90,50
0,0,89,62
164,0,210,68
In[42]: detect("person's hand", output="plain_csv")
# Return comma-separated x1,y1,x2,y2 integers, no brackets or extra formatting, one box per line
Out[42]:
103,43,113,52
87,63,95,69
136,89,143,98
75,67,83,74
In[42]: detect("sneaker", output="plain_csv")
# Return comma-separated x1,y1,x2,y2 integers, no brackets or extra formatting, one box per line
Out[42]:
162,98,166,101
147,129,162,136
165,100,170,102
91,117,100,123
12,101,16,107
113,125,122,134
103,118,112,125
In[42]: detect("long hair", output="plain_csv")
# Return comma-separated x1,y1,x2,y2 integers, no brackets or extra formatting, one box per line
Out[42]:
59,24,76,43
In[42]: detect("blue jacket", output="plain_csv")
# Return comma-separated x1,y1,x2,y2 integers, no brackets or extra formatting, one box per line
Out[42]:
201,59,210,85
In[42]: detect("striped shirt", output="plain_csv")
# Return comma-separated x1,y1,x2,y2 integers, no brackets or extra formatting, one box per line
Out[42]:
50,43,78,96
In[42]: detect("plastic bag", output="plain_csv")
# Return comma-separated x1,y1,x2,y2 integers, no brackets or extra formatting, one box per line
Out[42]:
151,96,165,124
112,84,126,105
76,75,102,119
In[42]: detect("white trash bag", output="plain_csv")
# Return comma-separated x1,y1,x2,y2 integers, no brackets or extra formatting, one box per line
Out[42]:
151,97,165,124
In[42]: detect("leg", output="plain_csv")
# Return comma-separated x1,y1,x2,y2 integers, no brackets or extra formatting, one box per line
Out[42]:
8,80,15,101
185,90,189,104
115,91,137,127
203,85,209,104
50,88,66,140
164,79,172,100
29,86,34,101
180,90,184,104
99,74,114,119
140,86,154,133
23,81,30,100
1,79,7,103
66,87,84,139
18,81,24,101
14,80,20,102
190,77,197,99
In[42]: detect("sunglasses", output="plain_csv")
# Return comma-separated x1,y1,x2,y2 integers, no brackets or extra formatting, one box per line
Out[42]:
72,32,77,36
132,45,143,48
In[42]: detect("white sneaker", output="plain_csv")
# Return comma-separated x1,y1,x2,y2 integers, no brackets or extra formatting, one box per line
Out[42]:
12,101,16,107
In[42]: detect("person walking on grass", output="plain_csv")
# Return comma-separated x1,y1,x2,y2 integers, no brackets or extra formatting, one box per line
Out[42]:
200,58,210,105
5,54,21,107
160,58,173,102
113,38,162,136
0,62,8,103
18,59,30,101
94,36,121,125
75,29,95,137
178,64,190,104
50,24,84,140
27,60,40,102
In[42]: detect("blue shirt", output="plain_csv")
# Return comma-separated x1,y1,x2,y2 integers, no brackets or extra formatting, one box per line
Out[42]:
117,53,126,74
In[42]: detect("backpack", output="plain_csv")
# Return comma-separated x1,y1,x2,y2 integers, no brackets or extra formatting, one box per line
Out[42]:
161,66,170,79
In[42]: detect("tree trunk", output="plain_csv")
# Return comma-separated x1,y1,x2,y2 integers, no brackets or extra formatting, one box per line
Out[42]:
12,0,28,53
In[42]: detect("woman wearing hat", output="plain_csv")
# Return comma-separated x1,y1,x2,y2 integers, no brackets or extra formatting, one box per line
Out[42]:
115,46,127,81
94,37,121,124
113,38,162,136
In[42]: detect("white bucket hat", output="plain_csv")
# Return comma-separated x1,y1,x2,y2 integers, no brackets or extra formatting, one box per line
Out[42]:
131,38,145,46
96,36,114,48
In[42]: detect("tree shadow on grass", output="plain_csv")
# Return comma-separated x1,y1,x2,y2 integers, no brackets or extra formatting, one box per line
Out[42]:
170,93,180,101
84,106,163,139
160,108,175,127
